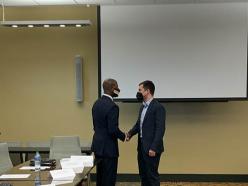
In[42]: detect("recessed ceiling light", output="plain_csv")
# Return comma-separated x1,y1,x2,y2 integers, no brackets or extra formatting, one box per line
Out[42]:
0,20,91,28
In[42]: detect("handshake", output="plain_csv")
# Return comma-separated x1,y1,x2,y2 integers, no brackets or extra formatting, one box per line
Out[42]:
124,132,131,142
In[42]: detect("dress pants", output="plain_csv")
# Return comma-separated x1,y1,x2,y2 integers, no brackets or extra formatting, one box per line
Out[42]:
138,139,161,186
95,155,118,186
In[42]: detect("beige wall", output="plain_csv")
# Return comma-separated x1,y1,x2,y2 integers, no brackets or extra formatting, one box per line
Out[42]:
1,6,248,174
118,101,248,174
0,6,98,141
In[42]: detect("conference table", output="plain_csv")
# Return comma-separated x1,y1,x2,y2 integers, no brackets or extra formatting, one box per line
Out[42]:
7,140,92,163
0,160,95,186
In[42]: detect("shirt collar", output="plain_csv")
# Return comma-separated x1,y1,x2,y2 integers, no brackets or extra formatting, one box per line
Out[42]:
143,97,153,108
103,94,113,101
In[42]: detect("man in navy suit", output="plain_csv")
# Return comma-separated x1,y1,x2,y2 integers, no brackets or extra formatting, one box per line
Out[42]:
127,80,166,186
91,78,126,186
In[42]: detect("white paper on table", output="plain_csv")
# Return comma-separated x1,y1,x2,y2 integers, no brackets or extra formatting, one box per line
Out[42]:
40,180,72,186
50,169,75,181
20,166,50,170
71,155,94,167
50,180,73,186
60,158,84,174
0,174,31,179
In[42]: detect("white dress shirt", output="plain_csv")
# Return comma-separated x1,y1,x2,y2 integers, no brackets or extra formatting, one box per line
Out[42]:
140,98,153,138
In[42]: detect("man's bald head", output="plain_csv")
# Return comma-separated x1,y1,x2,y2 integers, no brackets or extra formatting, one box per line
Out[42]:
103,79,118,95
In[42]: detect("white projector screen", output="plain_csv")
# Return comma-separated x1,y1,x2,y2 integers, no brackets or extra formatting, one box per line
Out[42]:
100,3,248,101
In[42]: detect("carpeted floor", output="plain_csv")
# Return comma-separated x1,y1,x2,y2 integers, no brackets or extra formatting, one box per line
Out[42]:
91,182,248,186
159,183,248,186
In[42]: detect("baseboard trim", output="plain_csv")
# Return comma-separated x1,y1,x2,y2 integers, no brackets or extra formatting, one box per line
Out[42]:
91,173,248,182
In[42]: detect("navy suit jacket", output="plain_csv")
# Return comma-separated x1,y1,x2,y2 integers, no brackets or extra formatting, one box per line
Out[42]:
129,99,166,154
91,95,125,158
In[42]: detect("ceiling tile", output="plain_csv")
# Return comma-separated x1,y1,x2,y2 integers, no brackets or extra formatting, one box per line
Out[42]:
156,0,195,3
2,0,247,6
197,0,248,3
75,0,114,5
115,0,155,5
35,0,77,5
3,0,38,6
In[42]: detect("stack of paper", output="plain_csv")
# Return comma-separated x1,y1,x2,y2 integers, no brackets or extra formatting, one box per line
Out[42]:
60,158,84,174
0,174,30,179
50,169,75,181
40,179,73,186
71,155,94,167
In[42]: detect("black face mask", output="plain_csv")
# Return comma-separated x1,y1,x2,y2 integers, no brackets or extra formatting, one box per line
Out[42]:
112,88,120,98
136,92,143,101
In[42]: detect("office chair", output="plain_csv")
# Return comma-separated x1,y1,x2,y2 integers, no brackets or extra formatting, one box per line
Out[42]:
0,143,13,174
5,141,22,165
49,136,82,160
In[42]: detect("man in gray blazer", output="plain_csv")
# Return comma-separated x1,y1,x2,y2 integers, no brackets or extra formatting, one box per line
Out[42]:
127,80,166,186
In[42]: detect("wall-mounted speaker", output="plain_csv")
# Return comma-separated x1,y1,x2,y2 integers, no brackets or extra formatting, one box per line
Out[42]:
75,55,83,102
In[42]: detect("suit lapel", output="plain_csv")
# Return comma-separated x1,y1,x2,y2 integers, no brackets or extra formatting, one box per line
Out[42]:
138,105,144,121
142,99,155,125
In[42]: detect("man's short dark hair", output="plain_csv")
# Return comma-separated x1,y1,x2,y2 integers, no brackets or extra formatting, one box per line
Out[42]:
139,80,155,95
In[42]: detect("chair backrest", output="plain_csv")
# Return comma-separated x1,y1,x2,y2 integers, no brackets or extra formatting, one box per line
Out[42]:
26,141,50,148
49,136,82,159
0,143,13,174
5,141,22,148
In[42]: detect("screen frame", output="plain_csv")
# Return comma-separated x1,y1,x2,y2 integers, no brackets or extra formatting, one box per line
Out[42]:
97,6,248,102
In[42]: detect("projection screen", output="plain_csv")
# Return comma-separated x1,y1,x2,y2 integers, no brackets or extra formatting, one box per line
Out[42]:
100,3,247,101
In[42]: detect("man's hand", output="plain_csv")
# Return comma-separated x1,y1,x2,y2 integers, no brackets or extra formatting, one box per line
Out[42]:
148,149,156,157
125,132,131,142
